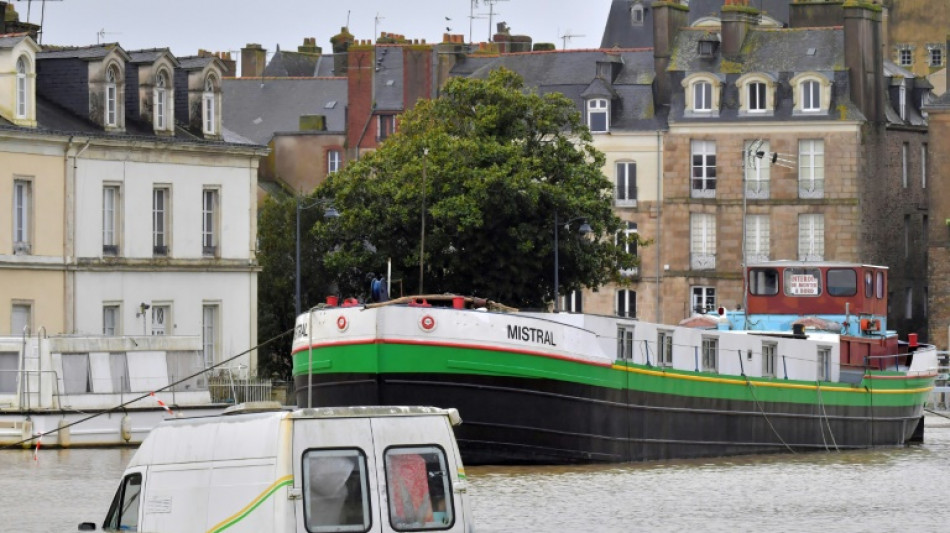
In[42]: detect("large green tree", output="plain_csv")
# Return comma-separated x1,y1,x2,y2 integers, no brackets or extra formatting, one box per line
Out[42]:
312,68,639,308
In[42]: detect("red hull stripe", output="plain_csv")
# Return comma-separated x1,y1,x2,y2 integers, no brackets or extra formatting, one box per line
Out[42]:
292,338,615,368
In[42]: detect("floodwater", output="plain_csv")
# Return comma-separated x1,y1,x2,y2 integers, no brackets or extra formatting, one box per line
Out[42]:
4,416,950,532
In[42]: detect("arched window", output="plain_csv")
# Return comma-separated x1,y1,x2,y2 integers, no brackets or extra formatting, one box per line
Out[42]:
16,57,28,118
801,80,820,112
694,81,712,111
155,72,167,130
202,76,216,135
106,65,118,126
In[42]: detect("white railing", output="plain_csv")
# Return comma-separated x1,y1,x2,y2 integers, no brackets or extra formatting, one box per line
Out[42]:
208,376,273,404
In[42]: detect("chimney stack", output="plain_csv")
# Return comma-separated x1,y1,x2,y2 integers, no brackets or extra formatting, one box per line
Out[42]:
653,1,690,108
721,0,758,58
843,2,884,123
241,43,267,78
331,27,355,75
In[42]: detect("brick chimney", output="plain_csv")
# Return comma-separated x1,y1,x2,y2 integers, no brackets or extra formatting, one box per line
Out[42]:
298,37,322,55
653,1,690,108
843,2,884,123
789,0,845,28
241,43,266,78
346,42,374,157
331,27,355,75
721,0,758,59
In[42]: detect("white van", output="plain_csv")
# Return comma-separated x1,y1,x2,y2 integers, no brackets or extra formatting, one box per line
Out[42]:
79,404,473,533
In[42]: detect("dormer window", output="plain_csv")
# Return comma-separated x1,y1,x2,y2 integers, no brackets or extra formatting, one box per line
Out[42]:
683,73,721,117
898,84,907,121
202,76,217,135
16,57,28,119
588,98,609,133
155,72,168,130
736,73,776,115
748,82,766,111
106,65,119,127
631,3,644,26
791,72,831,115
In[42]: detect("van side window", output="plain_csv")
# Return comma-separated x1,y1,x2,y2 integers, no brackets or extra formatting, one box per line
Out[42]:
103,473,142,532
303,449,371,533
385,446,454,531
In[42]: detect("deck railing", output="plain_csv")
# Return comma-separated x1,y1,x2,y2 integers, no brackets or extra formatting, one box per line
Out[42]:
208,376,273,404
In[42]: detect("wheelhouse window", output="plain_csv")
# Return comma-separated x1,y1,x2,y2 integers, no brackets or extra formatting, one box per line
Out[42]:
103,185,120,256
876,271,885,299
784,267,822,297
826,268,857,297
701,337,718,372
303,448,371,533
15,57,28,119
690,213,716,270
762,342,777,377
798,140,824,198
691,140,716,197
203,77,217,135
385,446,454,531
691,286,716,314
798,214,824,261
616,161,636,205
155,72,168,130
153,187,169,256
104,473,142,532
657,330,673,367
749,268,779,296
106,65,119,127
588,98,609,133
13,179,32,254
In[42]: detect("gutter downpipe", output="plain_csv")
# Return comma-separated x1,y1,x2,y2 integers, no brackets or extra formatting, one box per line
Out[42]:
655,129,662,322
68,139,92,333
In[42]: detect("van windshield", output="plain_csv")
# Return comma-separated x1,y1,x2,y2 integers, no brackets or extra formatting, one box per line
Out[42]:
385,446,454,531
103,473,141,532
303,449,371,533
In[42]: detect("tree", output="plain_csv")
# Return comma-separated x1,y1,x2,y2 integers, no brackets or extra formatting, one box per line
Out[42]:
312,68,640,308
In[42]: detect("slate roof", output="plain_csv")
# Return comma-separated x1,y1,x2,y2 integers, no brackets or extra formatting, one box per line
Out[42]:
263,49,321,77
0,33,29,48
667,27,864,123
127,48,178,66
38,43,120,60
462,49,665,130
222,77,347,145
177,56,215,70
374,45,404,111
314,55,338,76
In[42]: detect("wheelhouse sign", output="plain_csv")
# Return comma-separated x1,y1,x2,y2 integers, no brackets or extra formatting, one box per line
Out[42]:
788,274,820,295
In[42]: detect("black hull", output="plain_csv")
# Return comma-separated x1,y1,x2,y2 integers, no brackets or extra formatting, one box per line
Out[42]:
295,373,925,465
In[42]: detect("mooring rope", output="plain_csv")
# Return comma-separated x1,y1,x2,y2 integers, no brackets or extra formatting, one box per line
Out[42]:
744,376,796,454
815,381,839,452
3,327,295,450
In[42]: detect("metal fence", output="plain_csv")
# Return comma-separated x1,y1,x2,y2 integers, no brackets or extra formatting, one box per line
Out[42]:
208,376,273,404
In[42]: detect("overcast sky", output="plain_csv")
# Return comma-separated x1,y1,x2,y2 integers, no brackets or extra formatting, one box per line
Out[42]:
20,0,615,63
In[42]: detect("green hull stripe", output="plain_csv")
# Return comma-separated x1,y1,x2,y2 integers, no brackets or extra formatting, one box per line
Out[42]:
293,342,933,408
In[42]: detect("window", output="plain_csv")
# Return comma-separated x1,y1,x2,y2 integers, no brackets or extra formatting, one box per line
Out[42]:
798,214,824,261
658,331,673,367
931,47,943,67
691,140,716,197
922,143,928,189
619,221,638,277
202,189,218,256
865,271,873,298
801,80,820,111
904,214,910,258
748,82,766,112
16,57,28,119
103,185,120,256
155,72,168,130
110,353,130,393
745,140,770,198
0,352,18,393
749,268,779,296
588,99,609,133
106,65,118,127
153,187,169,256
203,77,216,135
817,347,830,381
691,286,716,314
11,302,32,335
303,448,372,532
745,214,770,263
62,353,92,393
104,473,142,532
905,287,913,320
385,446,454,530
690,213,716,269
202,304,218,367
902,142,909,187
798,140,824,198
899,85,907,121
564,290,583,313
151,304,170,335
876,271,885,299
616,289,636,318
328,150,342,174
378,114,395,141
616,162,637,205
762,342,777,377
617,325,634,360
827,269,857,297
13,179,32,254
701,337,718,372
103,305,120,335
899,47,913,66
784,267,822,297
694,81,712,112
631,3,644,25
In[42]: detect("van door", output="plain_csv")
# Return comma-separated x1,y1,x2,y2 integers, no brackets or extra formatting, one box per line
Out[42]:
101,467,146,532
370,416,469,533
292,418,379,533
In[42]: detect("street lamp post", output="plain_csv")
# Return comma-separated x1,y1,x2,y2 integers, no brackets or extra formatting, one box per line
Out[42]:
553,213,592,313
295,196,339,318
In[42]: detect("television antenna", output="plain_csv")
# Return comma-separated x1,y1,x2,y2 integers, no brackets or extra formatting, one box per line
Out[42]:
468,0,487,43
96,28,122,44
560,29,586,50
374,12,385,42
745,139,796,170
480,0,508,42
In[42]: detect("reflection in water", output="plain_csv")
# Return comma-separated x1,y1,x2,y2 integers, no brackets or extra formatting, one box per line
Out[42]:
2,420,949,532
